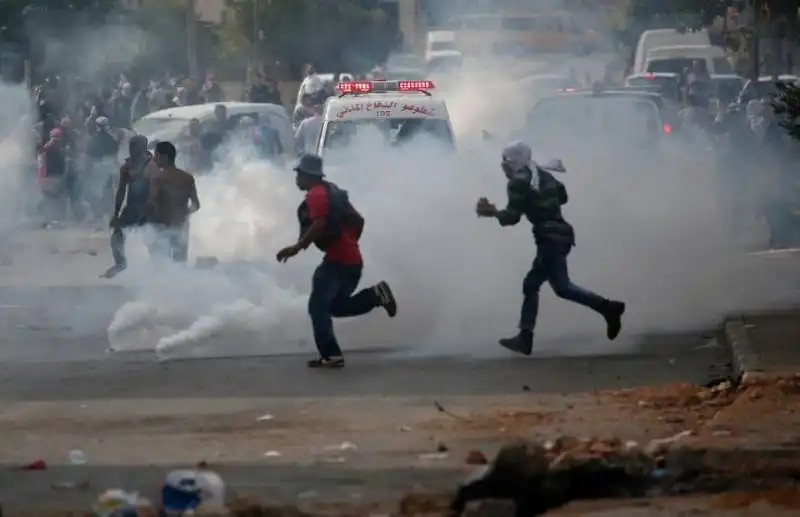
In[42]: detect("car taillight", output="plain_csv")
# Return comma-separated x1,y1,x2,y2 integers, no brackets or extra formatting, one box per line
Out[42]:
663,123,672,134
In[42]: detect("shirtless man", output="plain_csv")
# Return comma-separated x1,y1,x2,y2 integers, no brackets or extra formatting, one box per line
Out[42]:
147,141,200,263
101,135,159,278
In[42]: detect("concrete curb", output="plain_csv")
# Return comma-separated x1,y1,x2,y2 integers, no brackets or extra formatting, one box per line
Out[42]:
723,318,768,385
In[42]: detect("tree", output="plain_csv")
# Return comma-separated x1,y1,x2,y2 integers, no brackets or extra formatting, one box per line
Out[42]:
218,0,398,78
628,0,729,29
772,81,800,140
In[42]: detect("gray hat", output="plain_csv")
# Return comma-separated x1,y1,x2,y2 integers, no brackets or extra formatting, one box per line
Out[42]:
293,153,325,177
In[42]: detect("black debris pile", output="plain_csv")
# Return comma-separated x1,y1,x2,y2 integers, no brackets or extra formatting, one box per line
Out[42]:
451,435,666,517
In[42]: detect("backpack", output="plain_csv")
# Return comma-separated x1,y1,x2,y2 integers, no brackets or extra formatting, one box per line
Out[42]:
297,182,362,251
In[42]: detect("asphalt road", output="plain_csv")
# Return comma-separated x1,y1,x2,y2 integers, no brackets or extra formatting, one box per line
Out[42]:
0,53,763,510
0,226,733,509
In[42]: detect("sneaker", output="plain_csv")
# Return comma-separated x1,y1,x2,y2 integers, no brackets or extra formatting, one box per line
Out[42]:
498,332,533,356
100,264,126,279
374,281,397,318
307,356,345,369
602,300,625,340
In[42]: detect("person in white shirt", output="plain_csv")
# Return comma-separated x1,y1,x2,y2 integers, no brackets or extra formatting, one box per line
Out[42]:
296,65,323,107
295,104,324,154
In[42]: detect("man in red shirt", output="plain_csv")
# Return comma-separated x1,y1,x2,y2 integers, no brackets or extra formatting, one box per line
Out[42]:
277,154,397,368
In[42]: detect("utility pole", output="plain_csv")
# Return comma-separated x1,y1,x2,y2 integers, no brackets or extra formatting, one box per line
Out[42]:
187,0,198,80
741,0,762,80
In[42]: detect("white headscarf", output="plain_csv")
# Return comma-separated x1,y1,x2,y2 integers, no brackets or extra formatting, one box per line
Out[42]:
502,141,567,191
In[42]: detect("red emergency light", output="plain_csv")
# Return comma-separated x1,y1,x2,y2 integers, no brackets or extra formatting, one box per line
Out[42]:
335,81,373,93
663,122,672,134
397,80,435,91
643,73,656,80
335,80,436,94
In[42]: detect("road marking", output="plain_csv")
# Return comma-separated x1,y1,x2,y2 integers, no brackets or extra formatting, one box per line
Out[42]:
0,304,26,308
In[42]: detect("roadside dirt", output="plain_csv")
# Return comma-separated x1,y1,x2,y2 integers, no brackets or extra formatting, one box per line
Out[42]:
4,376,800,516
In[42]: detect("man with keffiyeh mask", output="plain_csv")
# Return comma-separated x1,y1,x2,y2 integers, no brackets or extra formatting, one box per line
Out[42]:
476,141,626,355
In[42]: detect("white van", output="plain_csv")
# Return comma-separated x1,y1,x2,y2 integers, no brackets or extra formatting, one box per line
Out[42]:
132,102,295,163
317,80,455,160
644,45,733,75
634,29,711,74
425,31,461,62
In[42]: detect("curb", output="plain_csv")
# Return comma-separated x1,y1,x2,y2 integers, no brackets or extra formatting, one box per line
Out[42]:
723,318,767,385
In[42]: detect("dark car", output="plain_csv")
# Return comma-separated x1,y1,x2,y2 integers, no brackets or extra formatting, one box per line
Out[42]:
523,88,676,157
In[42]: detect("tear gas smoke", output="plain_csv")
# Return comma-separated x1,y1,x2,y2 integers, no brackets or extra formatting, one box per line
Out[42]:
1,50,798,360
106,57,800,359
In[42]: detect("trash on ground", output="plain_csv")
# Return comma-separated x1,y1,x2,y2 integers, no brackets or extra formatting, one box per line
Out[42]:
264,451,282,458
51,480,90,490
161,467,225,514
19,459,47,470
324,441,357,451
465,450,489,465
93,488,149,517
434,400,471,422
69,449,88,465
419,453,449,461
452,435,674,516
321,456,346,463
436,441,449,452
256,413,275,422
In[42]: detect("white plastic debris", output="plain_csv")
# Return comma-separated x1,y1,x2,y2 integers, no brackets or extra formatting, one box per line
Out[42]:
418,453,448,460
93,488,142,516
321,456,346,463
325,441,357,451
264,451,282,458
68,449,87,465
256,414,274,422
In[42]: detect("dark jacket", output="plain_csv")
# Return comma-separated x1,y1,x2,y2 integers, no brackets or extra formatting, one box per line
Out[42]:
87,131,118,160
247,84,282,105
496,168,575,246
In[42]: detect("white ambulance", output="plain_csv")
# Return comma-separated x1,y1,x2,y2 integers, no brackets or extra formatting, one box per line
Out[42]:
315,80,455,159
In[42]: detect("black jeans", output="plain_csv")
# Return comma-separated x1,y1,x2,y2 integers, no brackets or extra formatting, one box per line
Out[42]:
519,241,606,331
308,260,380,358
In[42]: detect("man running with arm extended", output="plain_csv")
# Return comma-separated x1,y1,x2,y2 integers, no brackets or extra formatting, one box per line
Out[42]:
276,154,397,368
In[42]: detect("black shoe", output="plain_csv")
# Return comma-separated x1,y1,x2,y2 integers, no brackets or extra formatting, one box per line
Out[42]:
498,332,533,356
374,281,397,318
307,356,345,369
100,264,126,279
602,300,625,340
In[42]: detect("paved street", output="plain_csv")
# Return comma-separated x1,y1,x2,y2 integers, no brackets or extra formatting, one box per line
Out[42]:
1,52,799,514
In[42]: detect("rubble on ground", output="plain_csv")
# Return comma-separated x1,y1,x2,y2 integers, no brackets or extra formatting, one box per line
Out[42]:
451,435,659,516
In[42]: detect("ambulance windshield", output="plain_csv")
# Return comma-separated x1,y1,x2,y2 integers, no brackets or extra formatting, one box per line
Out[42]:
322,118,453,151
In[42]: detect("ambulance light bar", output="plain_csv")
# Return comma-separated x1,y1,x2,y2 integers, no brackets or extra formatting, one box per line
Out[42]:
336,80,436,94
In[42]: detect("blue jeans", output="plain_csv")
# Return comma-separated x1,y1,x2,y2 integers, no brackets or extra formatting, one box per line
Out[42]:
150,223,190,263
110,207,146,268
308,260,380,358
519,241,606,331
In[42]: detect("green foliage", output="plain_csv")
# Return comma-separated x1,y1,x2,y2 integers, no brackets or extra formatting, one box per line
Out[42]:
219,0,397,76
772,81,800,140
628,0,730,28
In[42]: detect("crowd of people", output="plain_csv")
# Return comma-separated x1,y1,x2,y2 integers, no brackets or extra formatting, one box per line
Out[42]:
20,69,291,226
600,57,800,250
673,61,800,249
